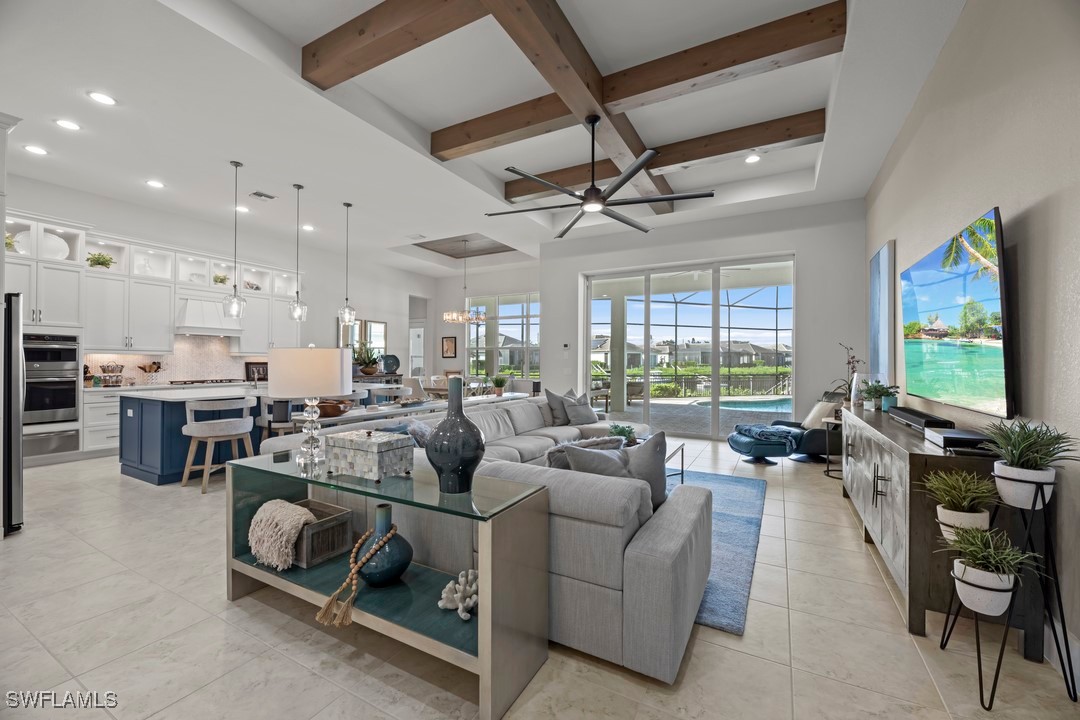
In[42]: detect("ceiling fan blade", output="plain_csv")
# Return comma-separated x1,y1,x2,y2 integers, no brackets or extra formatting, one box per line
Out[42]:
606,190,715,207
601,149,657,200
486,202,581,217
506,167,582,200
601,208,651,233
555,209,586,239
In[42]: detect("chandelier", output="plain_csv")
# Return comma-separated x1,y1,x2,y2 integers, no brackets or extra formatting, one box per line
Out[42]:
443,238,486,325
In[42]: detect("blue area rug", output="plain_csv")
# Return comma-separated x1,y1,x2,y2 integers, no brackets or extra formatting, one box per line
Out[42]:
667,470,766,635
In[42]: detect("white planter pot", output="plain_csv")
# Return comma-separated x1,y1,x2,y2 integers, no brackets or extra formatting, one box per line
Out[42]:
936,505,990,542
994,461,1055,510
862,400,876,411
953,559,1015,616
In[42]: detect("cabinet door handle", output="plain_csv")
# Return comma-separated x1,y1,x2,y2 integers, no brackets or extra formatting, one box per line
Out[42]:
105,434,119,439
105,412,119,416
873,464,890,507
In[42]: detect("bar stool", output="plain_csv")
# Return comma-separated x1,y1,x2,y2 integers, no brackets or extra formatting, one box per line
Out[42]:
181,397,256,493
255,397,295,443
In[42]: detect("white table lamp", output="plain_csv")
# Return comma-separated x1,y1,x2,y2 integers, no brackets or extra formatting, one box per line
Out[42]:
269,347,352,473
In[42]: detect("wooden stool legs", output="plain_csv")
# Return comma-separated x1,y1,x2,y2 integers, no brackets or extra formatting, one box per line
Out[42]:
180,434,256,494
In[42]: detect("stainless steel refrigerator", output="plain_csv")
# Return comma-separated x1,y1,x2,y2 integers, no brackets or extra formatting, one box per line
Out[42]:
3,292,23,535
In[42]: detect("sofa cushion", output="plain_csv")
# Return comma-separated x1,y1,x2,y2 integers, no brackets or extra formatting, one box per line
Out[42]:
545,388,577,426
564,394,599,425
467,409,515,442
546,436,625,469
505,402,545,435
564,433,668,509
535,401,555,426
575,420,651,440
801,400,840,429
488,435,555,463
481,444,521,462
523,426,582,444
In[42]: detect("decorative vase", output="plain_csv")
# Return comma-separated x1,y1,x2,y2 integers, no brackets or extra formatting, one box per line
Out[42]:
994,460,1055,510
881,395,897,412
380,355,400,374
936,505,990,542
360,364,378,376
862,400,875,411
873,397,883,410
357,503,413,587
426,377,485,494
953,559,1014,616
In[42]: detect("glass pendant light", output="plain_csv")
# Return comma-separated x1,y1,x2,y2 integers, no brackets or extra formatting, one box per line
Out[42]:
337,202,356,325
221,160,246,319
289,183,308,322
443,238,486,324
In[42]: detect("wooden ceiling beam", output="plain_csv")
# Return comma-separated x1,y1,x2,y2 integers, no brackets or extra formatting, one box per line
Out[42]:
479,0,674,213
301,0,489,90
504,109,826,202
430,1,845,160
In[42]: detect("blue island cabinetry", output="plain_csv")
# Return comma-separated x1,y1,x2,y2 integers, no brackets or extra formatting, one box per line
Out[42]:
119,389,262,485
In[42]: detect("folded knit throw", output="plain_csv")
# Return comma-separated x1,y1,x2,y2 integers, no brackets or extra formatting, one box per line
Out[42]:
249,499,317,571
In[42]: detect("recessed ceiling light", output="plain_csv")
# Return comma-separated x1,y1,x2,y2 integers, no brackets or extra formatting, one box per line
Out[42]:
5,220,13,224
745,154,761,164
88,91,116,105
301,224,314,232
24,145,48,155
187,257,194,261
98,241,106,245
282,274,288,277
55,119,80,131
146,179,165,189
235,205,249,213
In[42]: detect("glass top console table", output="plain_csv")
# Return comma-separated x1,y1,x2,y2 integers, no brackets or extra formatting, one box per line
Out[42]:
226,452,549,719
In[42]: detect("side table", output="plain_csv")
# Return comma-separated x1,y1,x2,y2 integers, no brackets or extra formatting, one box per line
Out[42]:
822,417,842,479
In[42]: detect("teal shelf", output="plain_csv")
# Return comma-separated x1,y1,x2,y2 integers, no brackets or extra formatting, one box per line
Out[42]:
234,552,477,657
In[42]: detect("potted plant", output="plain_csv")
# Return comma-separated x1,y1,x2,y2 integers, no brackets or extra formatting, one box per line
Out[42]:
86,251,115,269
490,376,508,397
921,470,997,541
859,380,899,410
981,419,1078,509
880,385,899,412
947,527,1037,616
830,342,864,406
609,423,637,447
212,273,228,285
353,342,380,375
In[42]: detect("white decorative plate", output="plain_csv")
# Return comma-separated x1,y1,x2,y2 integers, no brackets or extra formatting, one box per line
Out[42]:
11,231,32,255
38,232,70,260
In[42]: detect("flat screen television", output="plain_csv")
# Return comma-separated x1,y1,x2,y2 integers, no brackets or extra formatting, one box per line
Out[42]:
900,207,1015,417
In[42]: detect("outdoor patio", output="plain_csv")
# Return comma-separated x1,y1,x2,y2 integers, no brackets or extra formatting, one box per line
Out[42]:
598,395,793,436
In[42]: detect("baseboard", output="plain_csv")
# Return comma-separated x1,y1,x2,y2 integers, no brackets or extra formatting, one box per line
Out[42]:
25,448,117,467
1044,617,1080,679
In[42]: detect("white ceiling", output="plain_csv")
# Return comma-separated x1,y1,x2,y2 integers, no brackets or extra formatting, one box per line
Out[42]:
0,0,965,272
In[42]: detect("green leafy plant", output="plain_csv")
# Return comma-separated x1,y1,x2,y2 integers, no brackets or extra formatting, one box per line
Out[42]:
980,419,1079,470
4,232,14,251
920,470,997,512
946,527,1038,577
609,424,637,443
212,273,228,285
352,341,380,367
860,380,900,400
86,251,115,269
490,376,508,389
650,382,680,398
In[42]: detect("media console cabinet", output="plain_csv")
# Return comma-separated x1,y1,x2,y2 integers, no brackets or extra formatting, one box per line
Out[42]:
841,407,1044,661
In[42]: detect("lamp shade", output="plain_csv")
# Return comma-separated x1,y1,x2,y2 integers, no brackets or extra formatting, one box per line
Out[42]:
268,348,352,399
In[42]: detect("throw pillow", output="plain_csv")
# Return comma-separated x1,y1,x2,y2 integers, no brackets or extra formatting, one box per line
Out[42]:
563,394,598,425
546,436,624,469
406,420,433,448
536,401,555,427
374,422,416,447
801,400,840,429
544,388,577,426
562,432,668,509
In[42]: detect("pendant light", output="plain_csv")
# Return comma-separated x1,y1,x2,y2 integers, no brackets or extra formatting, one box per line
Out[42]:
288,183,308,322
221,160,246,319
337,202,356,325
442,238,486,325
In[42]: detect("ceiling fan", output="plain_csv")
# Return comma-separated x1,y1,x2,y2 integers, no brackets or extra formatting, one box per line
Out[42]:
486,115,715,238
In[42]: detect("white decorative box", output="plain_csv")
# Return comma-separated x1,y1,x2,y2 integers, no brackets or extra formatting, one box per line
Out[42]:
325,430,414,480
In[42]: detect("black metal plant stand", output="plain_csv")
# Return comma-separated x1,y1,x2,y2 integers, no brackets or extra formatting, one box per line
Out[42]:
939,475,1078,710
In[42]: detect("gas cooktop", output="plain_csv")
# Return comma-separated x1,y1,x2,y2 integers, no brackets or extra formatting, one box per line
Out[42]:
168,379,246,385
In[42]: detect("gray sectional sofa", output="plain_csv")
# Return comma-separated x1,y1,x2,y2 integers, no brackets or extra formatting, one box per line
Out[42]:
260,396,712,684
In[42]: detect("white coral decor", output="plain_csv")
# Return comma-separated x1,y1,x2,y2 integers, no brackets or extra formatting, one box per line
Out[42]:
438,569,479,621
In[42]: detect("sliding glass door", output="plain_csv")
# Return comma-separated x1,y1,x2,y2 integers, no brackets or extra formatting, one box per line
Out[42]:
586,259,794,439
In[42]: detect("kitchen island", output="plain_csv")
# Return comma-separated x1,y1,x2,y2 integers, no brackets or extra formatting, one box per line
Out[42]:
119,386,262,485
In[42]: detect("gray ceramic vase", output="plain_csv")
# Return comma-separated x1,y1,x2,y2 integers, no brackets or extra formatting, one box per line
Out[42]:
425,377,485,494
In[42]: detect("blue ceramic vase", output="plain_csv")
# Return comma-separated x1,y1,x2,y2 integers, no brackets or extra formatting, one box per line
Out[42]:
357,503,413,587
425,377,485,494
380,354,401,374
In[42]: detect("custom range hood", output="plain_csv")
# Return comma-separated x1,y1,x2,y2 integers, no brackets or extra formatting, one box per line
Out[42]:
175,298,242,337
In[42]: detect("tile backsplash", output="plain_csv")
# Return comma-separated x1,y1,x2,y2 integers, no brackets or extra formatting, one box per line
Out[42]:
84,336,263,384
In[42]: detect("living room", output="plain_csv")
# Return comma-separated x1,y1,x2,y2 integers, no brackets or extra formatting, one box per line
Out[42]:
2,1,1079,719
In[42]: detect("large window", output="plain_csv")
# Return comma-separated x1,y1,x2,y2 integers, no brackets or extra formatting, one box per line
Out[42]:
466,293,540,378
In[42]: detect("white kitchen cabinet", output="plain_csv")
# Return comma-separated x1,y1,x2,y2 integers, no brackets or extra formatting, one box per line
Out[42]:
270,298,301,349
235,294,271,355
128,279,174,352
3,258,82,327
83,274,128,351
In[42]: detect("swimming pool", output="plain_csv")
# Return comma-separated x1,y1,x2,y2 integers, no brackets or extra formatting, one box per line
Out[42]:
693,397,793,413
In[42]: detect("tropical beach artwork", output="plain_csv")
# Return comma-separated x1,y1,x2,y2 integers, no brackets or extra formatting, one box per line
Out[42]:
900,209,1008,416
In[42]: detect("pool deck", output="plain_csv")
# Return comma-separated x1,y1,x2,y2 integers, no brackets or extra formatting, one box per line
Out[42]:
596,396,793,437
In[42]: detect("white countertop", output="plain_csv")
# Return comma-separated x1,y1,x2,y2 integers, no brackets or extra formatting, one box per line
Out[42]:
117,387,261,402
85,382,260,393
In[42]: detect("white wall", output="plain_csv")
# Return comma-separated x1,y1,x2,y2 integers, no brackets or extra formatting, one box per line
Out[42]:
539,200,867,420
866,0,1080,648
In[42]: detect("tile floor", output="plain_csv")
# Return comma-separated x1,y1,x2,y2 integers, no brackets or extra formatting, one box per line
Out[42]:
1,439,1076,719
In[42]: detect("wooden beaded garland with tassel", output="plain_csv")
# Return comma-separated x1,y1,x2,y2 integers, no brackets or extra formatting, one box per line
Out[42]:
315,524,398,627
